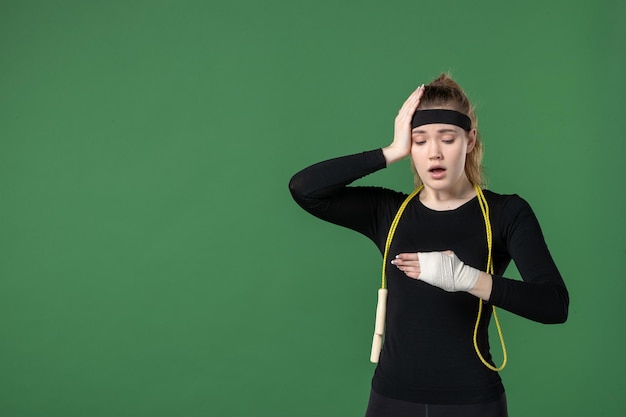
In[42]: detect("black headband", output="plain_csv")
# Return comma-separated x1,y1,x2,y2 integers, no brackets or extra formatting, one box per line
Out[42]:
411,109,472,132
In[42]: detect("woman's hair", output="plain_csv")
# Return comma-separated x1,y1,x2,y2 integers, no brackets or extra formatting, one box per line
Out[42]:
410,73,484,188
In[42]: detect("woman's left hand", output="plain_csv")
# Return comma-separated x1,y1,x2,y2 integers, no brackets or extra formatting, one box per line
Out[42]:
391,251,480,292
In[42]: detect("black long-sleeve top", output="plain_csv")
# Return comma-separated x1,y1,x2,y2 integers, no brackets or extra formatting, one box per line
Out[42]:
289,149,569,405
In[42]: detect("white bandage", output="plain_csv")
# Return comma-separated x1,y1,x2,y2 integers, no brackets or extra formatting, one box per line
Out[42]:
417,252,480,292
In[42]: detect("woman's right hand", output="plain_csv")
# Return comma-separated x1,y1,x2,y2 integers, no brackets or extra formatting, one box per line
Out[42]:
382,84,425,165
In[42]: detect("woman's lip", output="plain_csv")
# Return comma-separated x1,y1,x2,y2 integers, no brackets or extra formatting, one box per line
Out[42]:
428,167,446,179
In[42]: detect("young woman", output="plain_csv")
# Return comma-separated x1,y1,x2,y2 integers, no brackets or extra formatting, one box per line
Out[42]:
288,74,569,417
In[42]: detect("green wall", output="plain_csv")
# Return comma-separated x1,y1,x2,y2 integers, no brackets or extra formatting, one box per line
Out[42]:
1,1,624,416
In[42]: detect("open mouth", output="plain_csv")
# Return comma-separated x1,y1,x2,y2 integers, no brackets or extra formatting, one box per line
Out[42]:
428,166,446,178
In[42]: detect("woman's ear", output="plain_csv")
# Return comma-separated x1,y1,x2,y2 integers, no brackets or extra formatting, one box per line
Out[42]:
466,129,477,153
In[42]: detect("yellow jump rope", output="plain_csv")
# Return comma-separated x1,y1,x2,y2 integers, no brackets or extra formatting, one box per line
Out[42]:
370,184,507,372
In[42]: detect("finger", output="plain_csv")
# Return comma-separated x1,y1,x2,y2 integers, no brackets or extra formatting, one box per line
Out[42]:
408,84,425,100
399,266,421,279
404,271,420,279
392,261,419,271
399,97,422,118
395,253,420,261
409,84,425,98
391,256,412,265
410,84,425,103
398,85,425,115
395,264,421,277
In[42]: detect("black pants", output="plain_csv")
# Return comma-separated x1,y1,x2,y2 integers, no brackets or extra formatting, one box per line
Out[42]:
364,389,508,417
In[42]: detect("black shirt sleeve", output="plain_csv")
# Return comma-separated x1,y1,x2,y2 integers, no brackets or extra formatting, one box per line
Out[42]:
490,195,569,324
288,149,404,245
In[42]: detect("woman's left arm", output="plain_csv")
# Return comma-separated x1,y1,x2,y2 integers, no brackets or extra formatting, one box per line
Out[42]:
392,196,569,324
487,196,569,324
467,272,494,303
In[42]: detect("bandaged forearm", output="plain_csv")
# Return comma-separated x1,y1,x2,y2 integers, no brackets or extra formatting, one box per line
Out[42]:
417,252,480,292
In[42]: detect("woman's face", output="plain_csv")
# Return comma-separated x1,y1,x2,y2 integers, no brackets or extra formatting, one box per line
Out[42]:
410,122,476,192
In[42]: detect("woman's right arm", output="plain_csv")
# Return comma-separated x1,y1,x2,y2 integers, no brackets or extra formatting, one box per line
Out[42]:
288,149,392,237
288,85,425,237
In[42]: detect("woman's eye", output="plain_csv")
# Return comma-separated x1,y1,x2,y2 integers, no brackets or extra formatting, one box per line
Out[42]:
413,140,426,145
442,138,455,144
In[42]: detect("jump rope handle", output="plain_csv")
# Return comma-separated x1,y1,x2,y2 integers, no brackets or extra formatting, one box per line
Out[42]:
370,288,388,363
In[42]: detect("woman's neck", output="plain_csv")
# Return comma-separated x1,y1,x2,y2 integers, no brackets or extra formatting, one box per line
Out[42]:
419,179,477,211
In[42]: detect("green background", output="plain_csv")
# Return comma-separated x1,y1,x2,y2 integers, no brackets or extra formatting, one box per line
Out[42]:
1,0,624,416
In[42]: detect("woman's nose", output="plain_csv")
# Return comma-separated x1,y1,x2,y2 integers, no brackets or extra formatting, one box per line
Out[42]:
429,144,442,160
